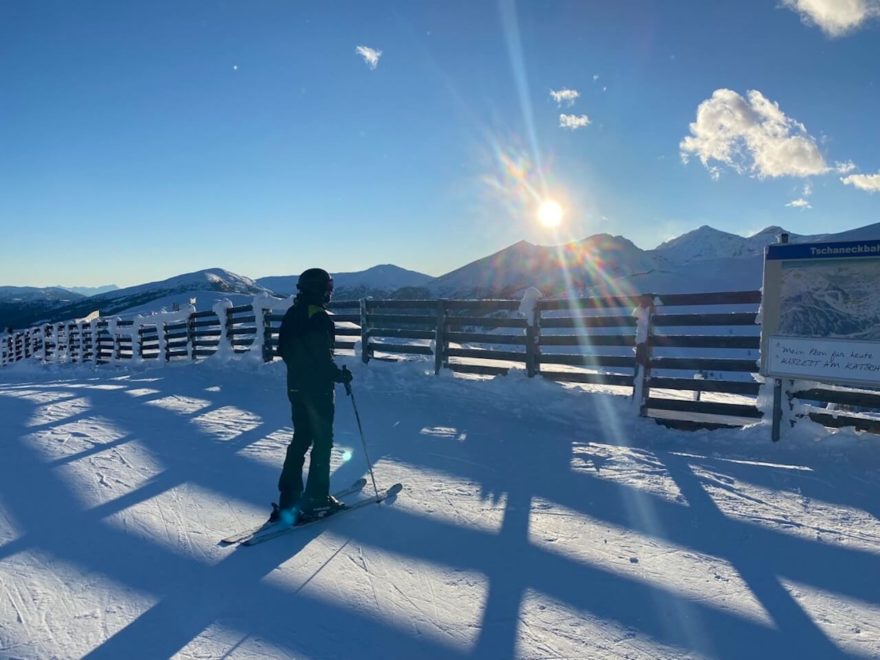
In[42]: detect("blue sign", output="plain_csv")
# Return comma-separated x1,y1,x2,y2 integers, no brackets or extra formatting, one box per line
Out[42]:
767,240,880,261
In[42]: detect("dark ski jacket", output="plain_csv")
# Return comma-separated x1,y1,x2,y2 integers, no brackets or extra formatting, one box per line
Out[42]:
277,298,344,397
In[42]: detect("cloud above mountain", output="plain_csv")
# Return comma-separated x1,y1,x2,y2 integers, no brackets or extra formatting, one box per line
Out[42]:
786,198,812,209
680,89,831,180
782,0,880,37
841,172,880,192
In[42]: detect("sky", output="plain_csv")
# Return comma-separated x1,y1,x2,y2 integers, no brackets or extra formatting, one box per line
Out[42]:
2,0,879,288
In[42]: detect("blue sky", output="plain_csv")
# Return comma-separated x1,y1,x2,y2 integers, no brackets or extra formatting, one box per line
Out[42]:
2,1,879,287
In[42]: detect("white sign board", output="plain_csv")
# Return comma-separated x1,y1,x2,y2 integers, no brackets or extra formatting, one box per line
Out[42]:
766,335,880,386
760,239,880,387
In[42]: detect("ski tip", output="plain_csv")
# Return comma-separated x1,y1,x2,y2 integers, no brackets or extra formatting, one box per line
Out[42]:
355,477,368,487
387,482,403,496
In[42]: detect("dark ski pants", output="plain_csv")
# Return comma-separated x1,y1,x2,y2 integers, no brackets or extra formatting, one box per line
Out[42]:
278,389,335,510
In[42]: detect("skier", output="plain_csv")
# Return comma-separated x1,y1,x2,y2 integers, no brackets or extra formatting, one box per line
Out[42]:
273,267,353,525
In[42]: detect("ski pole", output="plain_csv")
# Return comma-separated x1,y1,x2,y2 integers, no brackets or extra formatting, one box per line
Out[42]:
343,366,379,499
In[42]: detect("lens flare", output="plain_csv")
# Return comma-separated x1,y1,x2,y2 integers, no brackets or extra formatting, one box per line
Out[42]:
538,200,563,228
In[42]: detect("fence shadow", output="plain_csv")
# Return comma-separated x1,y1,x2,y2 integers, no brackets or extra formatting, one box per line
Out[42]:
1,365,877,658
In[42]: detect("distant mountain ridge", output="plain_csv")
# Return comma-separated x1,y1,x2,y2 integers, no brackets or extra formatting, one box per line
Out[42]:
428,234,670,297
652,225,791,263
653,221,880,264
58,284,119,297
0,287,85,330
0,286,84,304
257,265,432,298
4,222,880,329
3,269,270,328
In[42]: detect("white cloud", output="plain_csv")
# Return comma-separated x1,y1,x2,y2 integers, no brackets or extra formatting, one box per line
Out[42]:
781,0,880,37
550,88,580,107
559,114,591,130
835,160,857,173
355,46,382,70
680,89,830,179
786,198,812,208
841,172,880,192
802,182,813,196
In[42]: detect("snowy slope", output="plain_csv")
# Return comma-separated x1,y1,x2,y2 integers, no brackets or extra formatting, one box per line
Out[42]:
94,268,266,301
652,222,880,265
12,269,272,327
652,226,793,263
56,285,120,297
585,255,765,295
1,358,879,658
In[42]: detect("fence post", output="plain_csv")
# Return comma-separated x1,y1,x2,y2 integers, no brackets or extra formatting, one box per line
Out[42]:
188,312,197,361
632,294,656,415
67,324,74,363
360,299,370,364
114,322,122,362
434,299,447,375
163,321,170,363
46,325,55,362
770,231,790,442
69,323,77,362
225,308,234,356
771,379,783,441
525,300,542,377
90,319,99,364
261,307,273,362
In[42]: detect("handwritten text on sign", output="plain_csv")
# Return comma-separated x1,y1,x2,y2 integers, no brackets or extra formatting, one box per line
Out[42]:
767,335,880,385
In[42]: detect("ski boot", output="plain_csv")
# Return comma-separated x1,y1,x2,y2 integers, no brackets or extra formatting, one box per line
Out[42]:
267,502,300,527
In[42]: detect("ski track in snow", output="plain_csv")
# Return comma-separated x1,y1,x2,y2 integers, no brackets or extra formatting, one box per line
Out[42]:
0,358,879,658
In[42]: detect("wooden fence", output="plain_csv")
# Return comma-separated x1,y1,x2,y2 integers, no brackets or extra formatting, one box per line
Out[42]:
4,291,880,434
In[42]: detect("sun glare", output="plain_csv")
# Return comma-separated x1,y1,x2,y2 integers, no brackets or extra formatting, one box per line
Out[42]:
538,199,563,228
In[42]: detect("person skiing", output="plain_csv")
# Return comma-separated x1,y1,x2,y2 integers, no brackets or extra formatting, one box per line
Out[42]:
273,267,352,525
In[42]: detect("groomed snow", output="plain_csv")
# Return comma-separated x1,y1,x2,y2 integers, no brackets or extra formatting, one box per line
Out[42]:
1,356,879,658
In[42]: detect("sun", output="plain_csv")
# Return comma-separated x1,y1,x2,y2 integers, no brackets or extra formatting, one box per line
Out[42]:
537,199,563,228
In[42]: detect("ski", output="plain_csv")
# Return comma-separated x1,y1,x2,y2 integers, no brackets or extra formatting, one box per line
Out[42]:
241,482,403,547
220,478,368,545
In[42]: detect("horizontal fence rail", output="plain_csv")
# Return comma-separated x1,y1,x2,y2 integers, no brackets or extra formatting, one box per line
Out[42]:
3,289,879,435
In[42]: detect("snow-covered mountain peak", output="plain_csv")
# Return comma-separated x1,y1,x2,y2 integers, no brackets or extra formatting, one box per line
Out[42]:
160,268,261,293
653,225,794,264
429,233,667,297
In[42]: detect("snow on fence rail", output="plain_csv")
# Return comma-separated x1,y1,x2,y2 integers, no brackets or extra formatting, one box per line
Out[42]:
4,290,880,433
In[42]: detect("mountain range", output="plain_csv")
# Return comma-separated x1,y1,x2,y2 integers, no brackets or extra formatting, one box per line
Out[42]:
256,265,432,298
3,222,879,330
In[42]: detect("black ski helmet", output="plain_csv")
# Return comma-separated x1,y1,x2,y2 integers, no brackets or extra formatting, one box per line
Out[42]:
296,268,333,301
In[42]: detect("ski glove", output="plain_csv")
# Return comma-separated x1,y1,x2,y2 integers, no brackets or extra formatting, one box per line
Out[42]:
336,367,353,385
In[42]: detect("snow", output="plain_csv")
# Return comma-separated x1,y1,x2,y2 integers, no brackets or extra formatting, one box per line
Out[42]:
94,268,265,303
1,357,879,658
518,287,542,326
653,225,785,263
